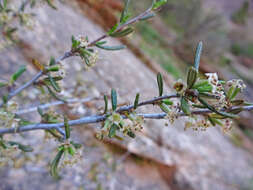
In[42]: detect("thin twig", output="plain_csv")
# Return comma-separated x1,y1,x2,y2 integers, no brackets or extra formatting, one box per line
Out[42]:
1,100,252,135
117,94,179,112
0,6,155,108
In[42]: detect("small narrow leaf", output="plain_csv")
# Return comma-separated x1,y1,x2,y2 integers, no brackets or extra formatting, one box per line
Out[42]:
46,85,65,102
157,72,163,96
162,99,173,105
70,141,82,149
68,147,75,156
159,103,170,113
71,35,81,49
109,124,118,138
134,93,140,109
0,82,7,88
64,116,70,139
120,0,131,23
231,99,244,106
95,44,126,51
198,97,238,118
199,92,219,99
193,80,209,89
8,141,33,152
111,89,117,111
95,41,107,46
181,97,191,115
104,95,108,114
196,84,213,95
37,107,44,116
108,23,119,35
127,130,136,138
110,27,134,37
194,41,203,71
230,88,240,100
49,57,56,66
227,86,234,100
10,65,26,84
152,0,167,10
47,66,59,72
46,0,57,9
187,67,198,89
50,149,64,179
48,75,61,92
208,116,216,126
3,0,7,9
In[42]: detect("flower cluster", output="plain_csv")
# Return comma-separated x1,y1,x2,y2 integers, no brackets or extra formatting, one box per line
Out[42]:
0,101,20,129
227,79,246,92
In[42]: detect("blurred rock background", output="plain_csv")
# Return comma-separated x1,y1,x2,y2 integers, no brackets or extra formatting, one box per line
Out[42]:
1,0,253,190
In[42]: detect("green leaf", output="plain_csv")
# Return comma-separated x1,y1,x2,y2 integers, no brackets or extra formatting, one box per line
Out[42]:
111,89,117,111
95,44,126,51
64,116,70,139
152,0,167,10
104,95,108,114
47,66,59,72
71,35,81,49
195,84,213,93
208,116,223,126
127,130,136,138
199,92,219,99
110,27,134,37
70,141,82,149
228,107,243,115
108,23,119,35
10,65,26,84
231,99,244,106
0,140,7,149
227,86,234,100
194,41,203,71
134,93,140,109
230,88,240,100
193,80,209,89
198,97,238,118
109,124,119,138
46,85,65,102
49,56,56,66
68,147,75,156
192,104,207,108
46,0,57,9
181,97,191,115
3,0,7,9
2,95,8,104
159,103,170,113
187,67,198,89
95,41,107,46
0,82,7,88
50,149,64,179
48,75,61,92
157,72,163,96
162,99,173,105
8,141,33,152
120,0,131,24
37,107,44,116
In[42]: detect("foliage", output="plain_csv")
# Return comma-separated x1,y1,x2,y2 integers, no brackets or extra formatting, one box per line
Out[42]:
0,0,252,179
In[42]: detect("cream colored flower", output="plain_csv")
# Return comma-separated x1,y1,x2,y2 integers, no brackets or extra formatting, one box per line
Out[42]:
227,79,246,92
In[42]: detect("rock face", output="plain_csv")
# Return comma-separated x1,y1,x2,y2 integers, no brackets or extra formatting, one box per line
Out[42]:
1,1,253,190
